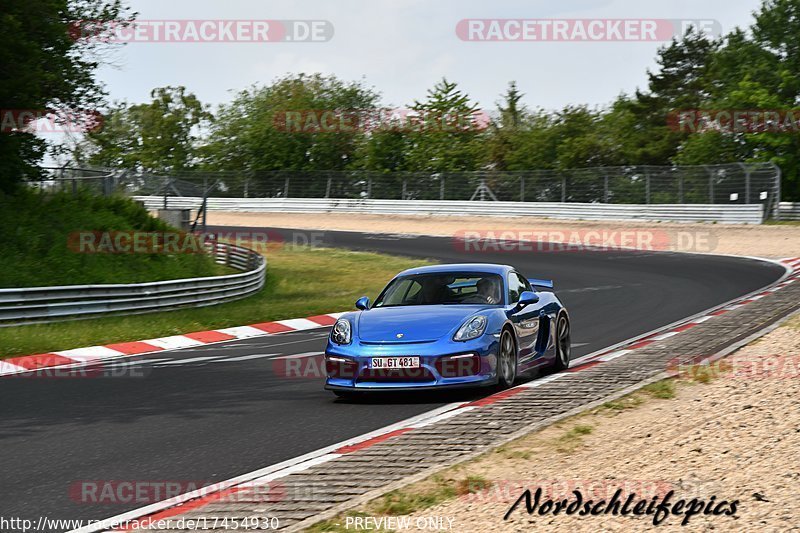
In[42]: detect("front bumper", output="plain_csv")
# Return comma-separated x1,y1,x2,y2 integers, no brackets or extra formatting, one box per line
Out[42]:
324,334,500,391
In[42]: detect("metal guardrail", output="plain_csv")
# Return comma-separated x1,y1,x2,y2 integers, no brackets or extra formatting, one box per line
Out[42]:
0,241,266,326
779,202,800,221
134,196,766,224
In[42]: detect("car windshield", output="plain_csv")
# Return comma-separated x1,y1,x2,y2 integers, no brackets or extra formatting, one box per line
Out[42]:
373,272,504,307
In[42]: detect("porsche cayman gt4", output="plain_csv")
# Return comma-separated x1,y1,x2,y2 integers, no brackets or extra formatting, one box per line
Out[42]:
324,264,571,397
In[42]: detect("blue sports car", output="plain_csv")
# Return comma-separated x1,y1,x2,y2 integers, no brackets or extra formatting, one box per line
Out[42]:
324,264,571,397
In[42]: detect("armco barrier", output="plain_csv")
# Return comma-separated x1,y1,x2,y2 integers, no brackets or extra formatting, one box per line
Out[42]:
0,242,266,326
779,202,800,221
134,197,765,224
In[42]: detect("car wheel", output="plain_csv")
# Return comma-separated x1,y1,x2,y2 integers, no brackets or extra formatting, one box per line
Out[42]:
552,314,571,371
497,329,517,389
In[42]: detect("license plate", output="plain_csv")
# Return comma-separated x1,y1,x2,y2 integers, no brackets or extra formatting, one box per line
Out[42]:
370,357,420,369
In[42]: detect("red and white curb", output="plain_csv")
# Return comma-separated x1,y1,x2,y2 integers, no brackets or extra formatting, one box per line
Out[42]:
0,313,344,377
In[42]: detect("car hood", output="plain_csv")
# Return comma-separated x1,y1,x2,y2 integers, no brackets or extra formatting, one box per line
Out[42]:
357,305,490,343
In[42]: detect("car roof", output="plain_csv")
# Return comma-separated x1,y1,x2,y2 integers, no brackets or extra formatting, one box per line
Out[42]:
397,263,515,277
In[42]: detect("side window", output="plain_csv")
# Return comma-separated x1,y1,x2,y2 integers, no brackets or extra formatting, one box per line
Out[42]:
517,273,532,293
508,273,525,304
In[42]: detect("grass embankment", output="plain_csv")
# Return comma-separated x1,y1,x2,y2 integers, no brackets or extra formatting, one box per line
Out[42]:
0,191,222,287
0,245,431,358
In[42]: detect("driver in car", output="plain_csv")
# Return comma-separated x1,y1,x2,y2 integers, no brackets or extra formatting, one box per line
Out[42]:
476,277,500,304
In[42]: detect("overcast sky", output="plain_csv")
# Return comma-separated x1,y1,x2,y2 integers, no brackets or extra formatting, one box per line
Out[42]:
96,0,764,112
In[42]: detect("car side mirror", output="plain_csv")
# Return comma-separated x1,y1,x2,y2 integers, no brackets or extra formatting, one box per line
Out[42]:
517,291,539,309
355,296,370,310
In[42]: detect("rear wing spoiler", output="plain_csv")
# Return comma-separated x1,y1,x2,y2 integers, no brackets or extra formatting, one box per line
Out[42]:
528,278,554,290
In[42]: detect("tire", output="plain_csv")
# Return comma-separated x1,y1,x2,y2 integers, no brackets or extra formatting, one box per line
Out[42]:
552,314,571,371
497,329,518,389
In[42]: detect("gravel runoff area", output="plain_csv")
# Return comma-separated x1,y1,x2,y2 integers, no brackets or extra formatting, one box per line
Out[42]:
208,212,800,259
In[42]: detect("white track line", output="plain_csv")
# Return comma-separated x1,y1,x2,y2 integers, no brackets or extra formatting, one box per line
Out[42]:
212,353,280,362
153,356,221,365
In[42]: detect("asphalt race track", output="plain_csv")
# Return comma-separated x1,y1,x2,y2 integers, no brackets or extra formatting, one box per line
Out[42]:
0,227,786,525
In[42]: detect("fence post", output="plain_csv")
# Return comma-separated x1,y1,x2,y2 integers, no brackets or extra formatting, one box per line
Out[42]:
520,177,525,202
561,175,566,203
325,177,332,198
402,179,407,200
243,177,250,198
645,172,651,204
163,177,169,209
707,166,714,204
743,164,751,204
678,176,684,204
440,177,445,200
603,175,609,203
773,163,782,220
283,177,290,198
367,178,372,199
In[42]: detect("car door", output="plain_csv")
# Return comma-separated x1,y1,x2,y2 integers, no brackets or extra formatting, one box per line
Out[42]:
507,271,540,362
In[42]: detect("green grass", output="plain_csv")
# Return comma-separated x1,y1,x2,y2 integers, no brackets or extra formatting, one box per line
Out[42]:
0,245,432,358
641,379,677,399
0,191,221,287
555,424,594,452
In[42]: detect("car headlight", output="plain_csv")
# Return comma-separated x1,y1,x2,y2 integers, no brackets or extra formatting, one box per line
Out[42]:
331,318,352,345
454,315,488,342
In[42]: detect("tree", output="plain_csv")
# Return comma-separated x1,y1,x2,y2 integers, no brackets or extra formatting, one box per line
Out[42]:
403,78,487,172
203,73,380,173
0,0,132,192
78,86,212,172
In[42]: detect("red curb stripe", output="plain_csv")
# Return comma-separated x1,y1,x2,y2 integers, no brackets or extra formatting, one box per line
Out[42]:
335,428,414,454
670,323,698,333
105,341,163,355
711,309,729,316
250,321,295,334
627,339,654,350
307,314,338,326
115,487,243,530
463,387,526,408
184,330,236,343
567,360,603,373
5,353,76,370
